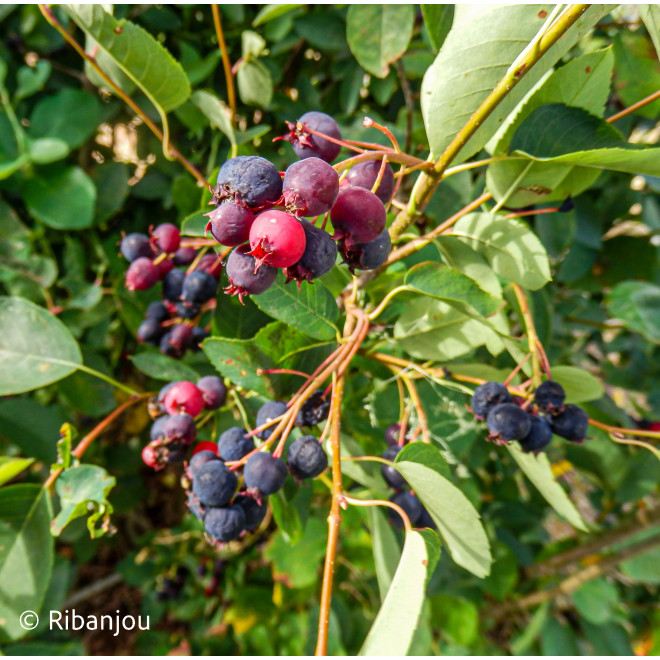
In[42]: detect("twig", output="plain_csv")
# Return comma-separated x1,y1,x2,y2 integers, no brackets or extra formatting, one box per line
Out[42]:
211,5,236,122
607,89,660,123
511,284,542,388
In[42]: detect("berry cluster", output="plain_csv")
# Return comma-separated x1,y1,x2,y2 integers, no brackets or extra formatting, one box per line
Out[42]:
381,423,436,530
142,377,227,470
185,396,329,547
204,111,394,302
471,380,589,453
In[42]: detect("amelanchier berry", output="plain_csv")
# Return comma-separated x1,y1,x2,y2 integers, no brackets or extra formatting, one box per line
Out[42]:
471,381,513,418
287,435,328,479
389,492,423,528
137,318,165,345
283,219,338,284
206,201,256,247
549,404,589,442
234,494,268,530
534,380,566,413
146,301,169,323
151,223,181,253
282,157,340,217
225,244,277,303
205,505,246,542
181,270,217,304
256,400,288,439
196,376,227,410
120,233,152,262
345,160,395,204
193,461,238,507
248,210,306,269
295,389,330,427
340,229,391,273
161,413,197,445
125,257,159,291
162,381,205,417
486,403,532,443
162,269,186,302
188,450,220,480
381,445,408,489
330,186,386,244
518,415,553,454
284,111,342,163
217,427,254,462
194,253,223,280
244,452,288,496
384,423,408,446
213,155,282,208
173,246,197,266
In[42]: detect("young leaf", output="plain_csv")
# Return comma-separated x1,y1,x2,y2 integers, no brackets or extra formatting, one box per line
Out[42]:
395,443,493,578
506,443,589,531
359,529,441,656
346,5,415,78
0,296,82,396
236,60,273,108
0,457,34,488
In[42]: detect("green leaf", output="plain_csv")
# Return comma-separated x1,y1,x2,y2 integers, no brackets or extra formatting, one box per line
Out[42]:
28,88,101,149
549,366,604,404
507,443,589,531
421,5,612,161
236,60,273,108
404,261,502,317
395,443,492,577
0,297,82,396
269,482,312,545
0,485,53,643
190,90,236,149
420,5,454,52
359,530,440,656
63,5,190,114
540,618,580,656
180,210,208,237
22,165,96,230
14,60,52,101
430,594,479,646
252,274,339,341
252,4,303,27
130,352,199,382
451,213,551,290
367,506,401,600
26,138,69,164
51,465,115,538
606,281,660,343
639,5,660,64
573,577,618,624
0,457,34,487
346,5,415,78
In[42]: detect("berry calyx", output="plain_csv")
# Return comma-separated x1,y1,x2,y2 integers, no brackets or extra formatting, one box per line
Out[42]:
248,210,306,269
281,111,342,163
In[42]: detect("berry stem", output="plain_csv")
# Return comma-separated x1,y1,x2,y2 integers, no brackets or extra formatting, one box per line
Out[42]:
363,117,400,153
511,284,543,388
340,495,413,534
371,156,390,197
334,150,429,173
606,88,660,123
401,375,430,444
503,353,532,388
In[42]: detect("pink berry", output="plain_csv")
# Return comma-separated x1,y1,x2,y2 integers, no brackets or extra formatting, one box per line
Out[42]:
330,187,386,244
152,223,181,253
126,257,159,291
248,210,306,269
142,444,161,469
163,381,205,417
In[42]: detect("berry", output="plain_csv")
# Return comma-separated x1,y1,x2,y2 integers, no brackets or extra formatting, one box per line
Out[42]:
519,415,553,454
192,441,220,456
152,223,181,253
187,493,206,520
256,400,288,439
206,202,255,247
192,327,210,348
224,244,277,303
339,229,391,273
195,253,223,280
288,435,328,479
234,494,268,530
217,427,254,462
146,301,170,323
534,380,566,412
330,187,386,244
163,381,205,417
142,444,160,469
173,246,197,266
137,318,165,345
162,269,186,302
389,492,423,528
160,324,193,357
175,301,200,319
158,381,178,404
150,415,168,442
286,111,342,163
549,404,589,442
384,423,408,446
417,507,437,530
188,449,220,479
244,452,288,495
282,157,340,217
295,389,330,427
205,504,246,542
193,461,238,507
182,270,217,304
197,376,227,410
155,257,174,278
471,382,513,418
121,233,152,262
381,446,408,489
125,257,159,291
248,210,306,269
214,156,282,208
486,403,532,442
162,413,197,445
345,160,395,204
283,219,337,284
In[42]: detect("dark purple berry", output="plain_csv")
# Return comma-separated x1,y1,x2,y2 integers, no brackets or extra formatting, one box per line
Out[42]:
345,160,395,204
150,415,168,442
146,301,170,323
162,269,186,302
160,331,181,357
417,506,437,530
155,257,175,279
193,461,238,507
206,202,255,247
152,223,181,253
256,401,288,440
197,376,227,410
382,445,408,489
295,389,330,427
244,452,288,495
389,492,423,528
162,413,197,445
224,244,277,303
188,450,220,479
217,427,254,462
121,233,152,262
191,327,209,349
519,415,553,454
214,156,282,208
287,111,342,163
173,246,197,266
182,270,218,304
339,229,391,273
137,318,165,345
234,494,267,530
549,404,589,442
487,403,532,442
384,423,406,446
331,187,386,244
126,257,159,291
175,302,200,319
205,504,246,542
282,157,339,217
472,382,512,418
534,381,566,413
283,219,337,283
288,435,328,479
195,253,223,280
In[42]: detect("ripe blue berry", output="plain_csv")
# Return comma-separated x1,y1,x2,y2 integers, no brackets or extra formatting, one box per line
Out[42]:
282,157,340,217
487,403,532,442
188,450,220,479
181,270,218,304
162,413,197,445
175,302,200,319
244,452,288,495
137,318,165,345
417,507,437,530
234,494,268,530
381,446,408,489
287,111,342,163
384,423,406,446
549,404,589,442
193,461,238,507
339,229,391,273
162,269,186,302
256,400,288,439
125,257,159,291
121,233,152,262
224,244,277,303
206,201,255,247
146,301,170,323
389,492,423,528
472,382,512,418
173,246,197,266
288,435,328,479
534,380,566,412
295,389,330,427
191,327,209,348
519,415,553,454
217,427,254,462
345,160,395,204
284,219,337,284
150,415,168,442
214,156,282,208
197,376,227,410
205,504,246,542
331,187,386,244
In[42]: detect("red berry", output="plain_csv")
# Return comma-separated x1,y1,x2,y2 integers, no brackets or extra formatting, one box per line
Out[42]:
163,381,205,417
248,210,306,269
142,444,161,469
206,202,256,246
155,257,174,279
192,441,219,456
126,257,159,291
331,187,386,244
152,223,181,253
